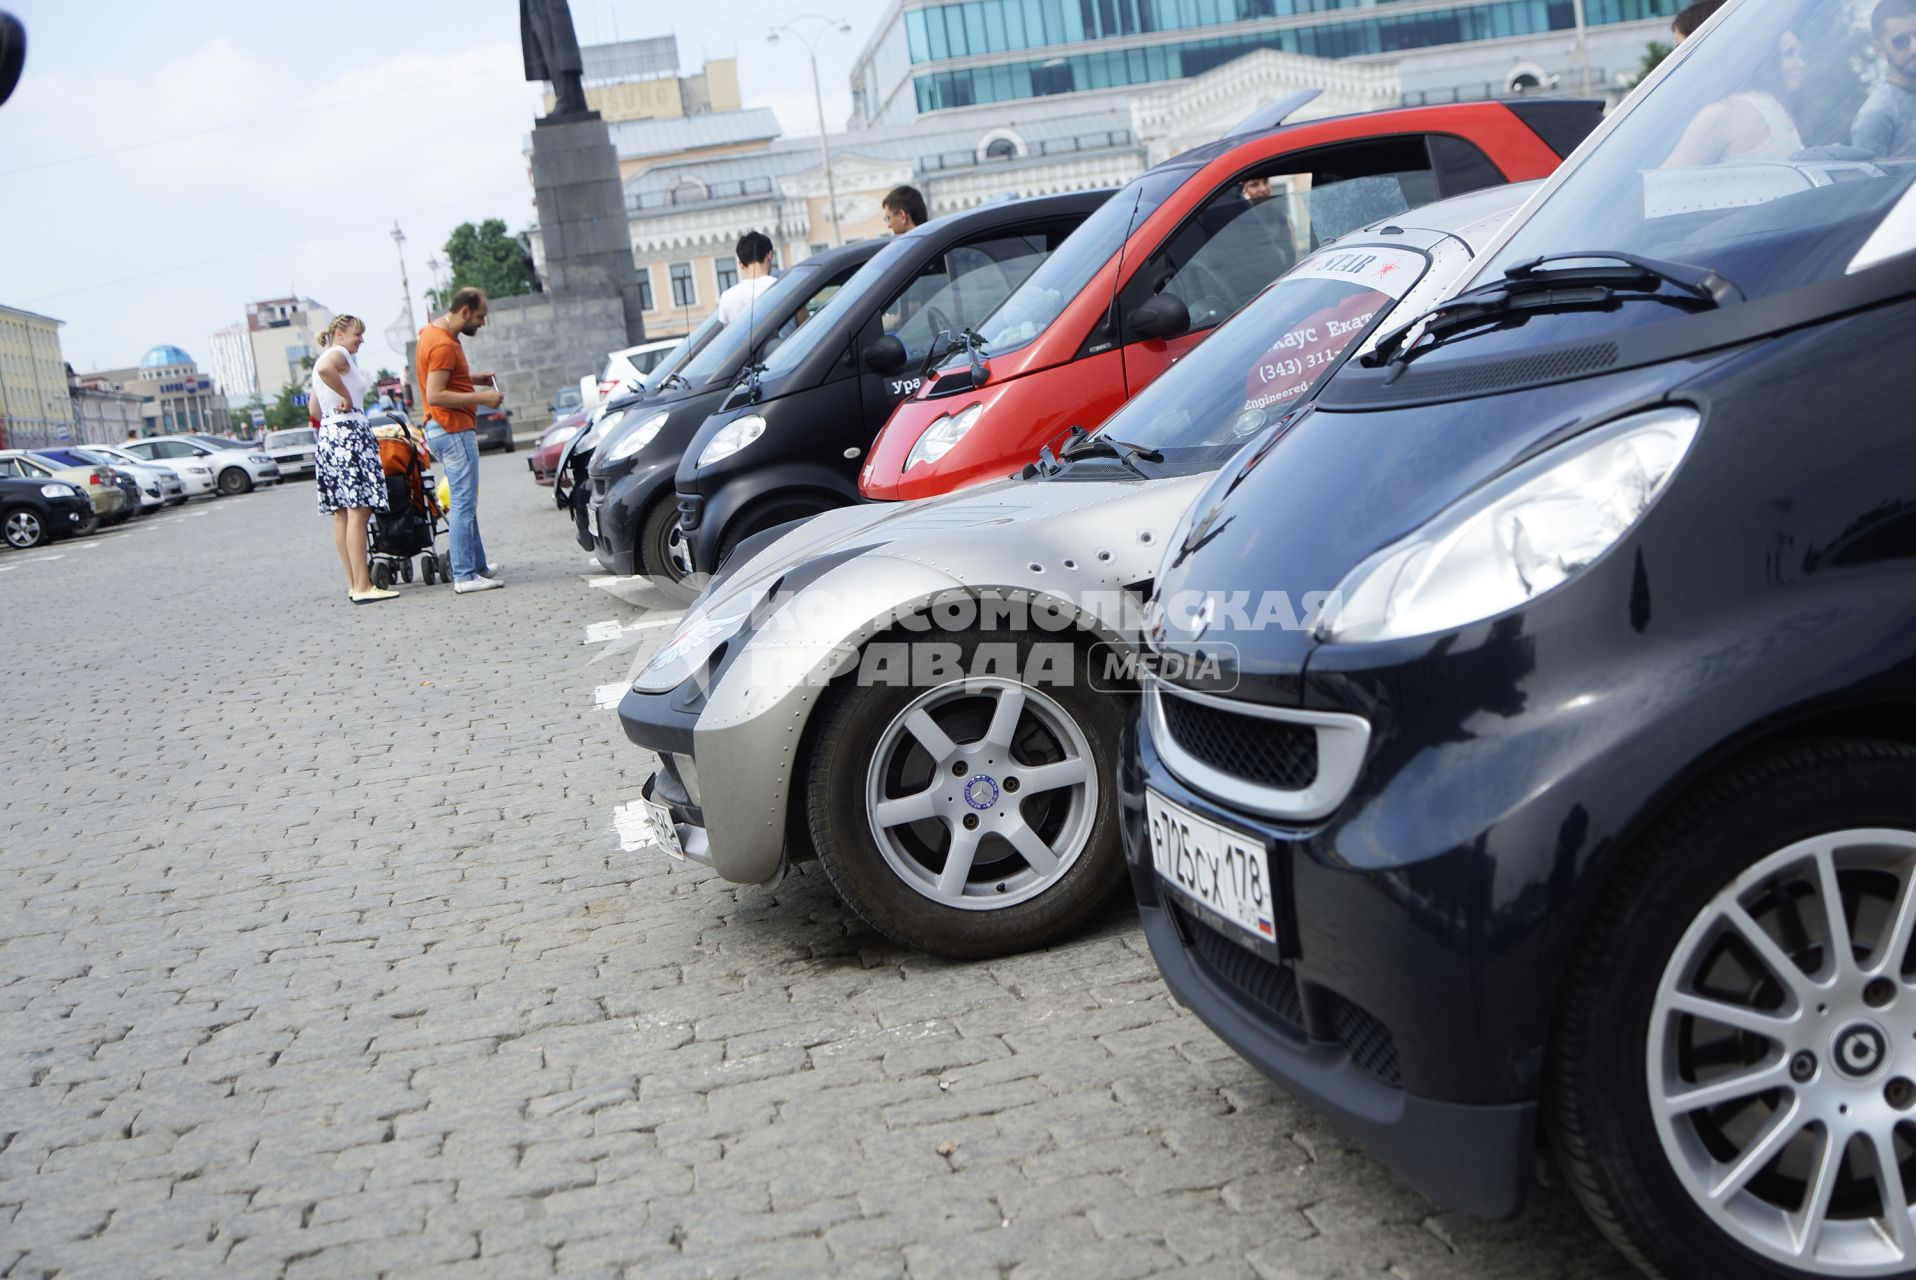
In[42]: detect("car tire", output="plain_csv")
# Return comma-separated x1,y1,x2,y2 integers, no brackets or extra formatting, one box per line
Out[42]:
805,627,1125,959
1551,738,1916,1280
503,437,516,453
218,467,253,495
2,505,46,549
642,496,700,603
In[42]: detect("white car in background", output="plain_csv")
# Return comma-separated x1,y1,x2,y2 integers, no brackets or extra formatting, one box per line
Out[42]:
85,444,217,500
261,427,317,479
597,338,682,401
121,435,280,495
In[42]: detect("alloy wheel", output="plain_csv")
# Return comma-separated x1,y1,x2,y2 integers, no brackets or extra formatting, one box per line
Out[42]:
1649,829,1916,1274
863,677,1097,910
4,509,42,548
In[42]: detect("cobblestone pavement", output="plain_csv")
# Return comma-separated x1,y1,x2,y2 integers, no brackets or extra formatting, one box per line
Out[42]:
0,459,1638,1280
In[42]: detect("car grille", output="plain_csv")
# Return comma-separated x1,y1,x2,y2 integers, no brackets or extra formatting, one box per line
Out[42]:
1177,903,1403,1088
1178,903,1304,1030
1160,692,1317,792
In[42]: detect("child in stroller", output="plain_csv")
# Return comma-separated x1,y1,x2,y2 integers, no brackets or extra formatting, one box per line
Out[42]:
369,422,450,587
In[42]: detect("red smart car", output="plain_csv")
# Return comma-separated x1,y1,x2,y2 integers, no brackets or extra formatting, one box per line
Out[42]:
859,95,1598,501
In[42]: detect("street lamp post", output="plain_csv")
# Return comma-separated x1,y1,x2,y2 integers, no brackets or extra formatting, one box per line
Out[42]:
391,221,416,332
769,15,854,250
1571,0,1593,98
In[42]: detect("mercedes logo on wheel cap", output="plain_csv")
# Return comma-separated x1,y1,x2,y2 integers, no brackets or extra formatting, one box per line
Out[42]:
1835,1022,1889,1078
963,775,1000,811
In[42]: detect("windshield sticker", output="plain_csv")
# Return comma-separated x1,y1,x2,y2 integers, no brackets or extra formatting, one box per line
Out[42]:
1280,245,1426,298
1243,288,1394,411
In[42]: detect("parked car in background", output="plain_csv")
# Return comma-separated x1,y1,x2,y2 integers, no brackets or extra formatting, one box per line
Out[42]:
550,384,584,416
1130,3,1916,1274
670,189,1114,591
474,404,514,452
0,450,128,523
598,338,683,401
861,95,1597,502
261,427,316,479
120,435,280,494
587,237,884,583
0,472,95,548
76,444,210,501
36,447,181,511
529,411,587,486
619,182,1530,959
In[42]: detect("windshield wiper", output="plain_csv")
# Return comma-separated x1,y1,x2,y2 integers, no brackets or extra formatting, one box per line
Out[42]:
658,370,690,391
1056,431,1164,478
1364,250,1745,373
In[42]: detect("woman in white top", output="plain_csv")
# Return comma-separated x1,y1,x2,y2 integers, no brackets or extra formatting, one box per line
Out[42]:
1665,29,1808,167
311,315,394,603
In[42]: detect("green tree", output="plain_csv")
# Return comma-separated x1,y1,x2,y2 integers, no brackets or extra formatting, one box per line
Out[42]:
443,218,534,302
1624,40,1674,92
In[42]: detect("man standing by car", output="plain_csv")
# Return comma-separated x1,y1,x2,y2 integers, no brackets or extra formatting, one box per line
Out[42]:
1855,0,1916,158
716,231,777,327
417,286,505,593
881,186,927,235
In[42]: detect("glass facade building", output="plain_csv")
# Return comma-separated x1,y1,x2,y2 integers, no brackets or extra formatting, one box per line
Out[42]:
855,0,1677,119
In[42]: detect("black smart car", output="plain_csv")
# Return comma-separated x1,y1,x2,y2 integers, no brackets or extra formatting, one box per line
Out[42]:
1126,3,1916,1276
669,189,1112,585
586,238,884,589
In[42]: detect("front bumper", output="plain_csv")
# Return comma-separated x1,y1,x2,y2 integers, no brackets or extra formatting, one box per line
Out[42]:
48,496,92,536
272,453,315,477
590,461,673,578
1123,709,1538,1218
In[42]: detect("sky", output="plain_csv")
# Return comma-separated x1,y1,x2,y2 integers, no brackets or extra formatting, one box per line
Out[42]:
0,0,889,392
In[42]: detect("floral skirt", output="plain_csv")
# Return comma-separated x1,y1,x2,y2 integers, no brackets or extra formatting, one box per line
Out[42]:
315,413,389,515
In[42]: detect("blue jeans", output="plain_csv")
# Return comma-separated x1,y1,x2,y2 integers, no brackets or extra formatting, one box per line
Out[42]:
428,426,488,581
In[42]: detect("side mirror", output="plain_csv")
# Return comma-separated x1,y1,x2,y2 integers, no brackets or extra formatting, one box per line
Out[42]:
864,334,908,373
1128,292,1191,342
0,15,24,110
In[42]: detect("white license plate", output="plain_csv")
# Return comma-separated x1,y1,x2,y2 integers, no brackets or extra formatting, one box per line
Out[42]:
642,796,684,861
1146,789,1277,948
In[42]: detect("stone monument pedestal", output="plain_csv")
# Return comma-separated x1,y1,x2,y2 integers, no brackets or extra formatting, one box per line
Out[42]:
458,110,646,426
529,114,647,345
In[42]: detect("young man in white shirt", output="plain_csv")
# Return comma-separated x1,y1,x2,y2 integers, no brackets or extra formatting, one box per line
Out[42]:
716,231,777,327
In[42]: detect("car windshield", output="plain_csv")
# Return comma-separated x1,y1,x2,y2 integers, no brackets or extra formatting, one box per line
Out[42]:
761,235,927,376
1453,0,1916,356
675,263,825,387
266,429,315,447
649,309,726,385
979,165,1188,357
1077,243,1430,475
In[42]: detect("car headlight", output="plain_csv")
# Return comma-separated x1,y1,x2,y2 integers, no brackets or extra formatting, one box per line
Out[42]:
904,403,984,470
40,483,73,498
1319,406,1699,644
577,410,623,454
635,586,762,691
697,415,767,468
605,411,669,463
187,466,210,475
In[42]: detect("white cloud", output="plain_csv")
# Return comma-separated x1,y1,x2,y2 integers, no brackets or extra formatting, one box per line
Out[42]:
2,38,545,381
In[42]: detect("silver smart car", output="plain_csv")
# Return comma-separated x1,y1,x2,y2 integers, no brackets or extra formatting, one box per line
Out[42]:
619,183,1533,958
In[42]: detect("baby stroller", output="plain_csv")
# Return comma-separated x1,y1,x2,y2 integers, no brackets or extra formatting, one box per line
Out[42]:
369,424,450,587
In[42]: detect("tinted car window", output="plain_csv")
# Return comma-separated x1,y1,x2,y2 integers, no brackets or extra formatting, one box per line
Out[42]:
886,233,1053,359
1120,137,1438,342
978,166,1187,356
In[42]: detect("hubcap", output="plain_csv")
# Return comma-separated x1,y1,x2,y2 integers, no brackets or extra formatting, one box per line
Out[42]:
665,524,691,579
864,677,1096,910
5,511,39,547
1649,830,1916,1274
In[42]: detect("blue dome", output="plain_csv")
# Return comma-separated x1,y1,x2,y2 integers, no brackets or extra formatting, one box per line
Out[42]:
140,344,194,370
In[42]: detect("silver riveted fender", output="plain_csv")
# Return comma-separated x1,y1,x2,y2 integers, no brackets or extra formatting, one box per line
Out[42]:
690,554,968,885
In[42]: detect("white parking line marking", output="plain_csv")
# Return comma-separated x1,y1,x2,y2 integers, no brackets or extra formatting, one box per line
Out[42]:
0,564,15,573
585,615,680,645
594,683,628,710
24,554,63,564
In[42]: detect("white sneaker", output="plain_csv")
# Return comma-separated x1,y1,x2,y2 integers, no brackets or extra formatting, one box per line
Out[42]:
453,575,504,593
485,561,502,575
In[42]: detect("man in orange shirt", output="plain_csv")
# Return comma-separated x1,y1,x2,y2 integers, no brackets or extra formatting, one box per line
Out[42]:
417,287,506,592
